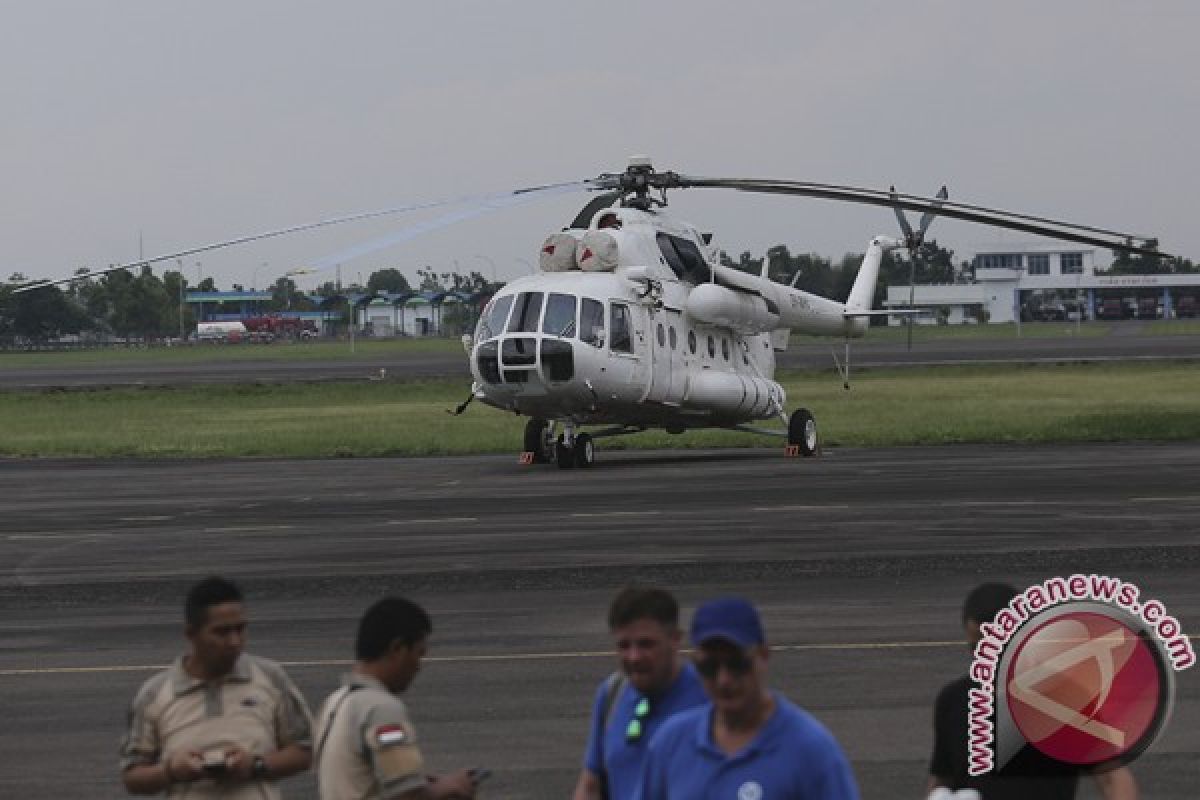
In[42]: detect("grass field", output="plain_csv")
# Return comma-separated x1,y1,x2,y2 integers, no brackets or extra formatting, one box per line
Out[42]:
3,362,1197,458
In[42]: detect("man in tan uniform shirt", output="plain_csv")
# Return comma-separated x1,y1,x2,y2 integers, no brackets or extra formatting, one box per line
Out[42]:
314,596,476,800
121,576,313,798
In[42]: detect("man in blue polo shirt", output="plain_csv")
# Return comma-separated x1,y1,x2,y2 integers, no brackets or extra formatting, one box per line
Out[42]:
573,587,708,800
640,596,860,800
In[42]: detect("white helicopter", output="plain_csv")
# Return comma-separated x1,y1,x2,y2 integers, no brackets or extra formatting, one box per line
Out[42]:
14,157,1166,468
457,157,1165,468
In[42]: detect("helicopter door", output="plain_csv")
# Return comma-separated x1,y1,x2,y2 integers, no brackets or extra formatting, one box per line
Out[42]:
606,301,648,401
647,308,686,406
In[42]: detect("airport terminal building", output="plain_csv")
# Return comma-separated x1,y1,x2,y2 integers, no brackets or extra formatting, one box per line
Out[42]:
884,246,1200,324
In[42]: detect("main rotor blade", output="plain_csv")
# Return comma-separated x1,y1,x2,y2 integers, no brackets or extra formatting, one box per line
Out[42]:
304,182,582,272
14,180,589,293
628,174,1166,257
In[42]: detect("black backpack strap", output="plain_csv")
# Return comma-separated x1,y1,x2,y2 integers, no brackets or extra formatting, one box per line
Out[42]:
596,671,628,800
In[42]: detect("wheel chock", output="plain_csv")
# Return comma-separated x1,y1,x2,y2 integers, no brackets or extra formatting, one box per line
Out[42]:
518,451,536,465
784,445,800,458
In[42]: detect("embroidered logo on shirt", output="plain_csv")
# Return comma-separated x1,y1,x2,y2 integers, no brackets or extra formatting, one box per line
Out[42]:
375,724,409,747
737,781,763,800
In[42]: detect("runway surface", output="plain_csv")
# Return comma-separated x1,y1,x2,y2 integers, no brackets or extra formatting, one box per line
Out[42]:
2,330,1199,389
1,443,1198,798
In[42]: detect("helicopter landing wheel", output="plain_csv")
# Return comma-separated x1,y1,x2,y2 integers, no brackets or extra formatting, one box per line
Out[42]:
523,418,551,464
573,433,595,468
554,435,576,469
788,408,819,457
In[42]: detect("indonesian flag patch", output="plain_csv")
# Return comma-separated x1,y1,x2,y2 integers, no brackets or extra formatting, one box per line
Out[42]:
374,724,409,747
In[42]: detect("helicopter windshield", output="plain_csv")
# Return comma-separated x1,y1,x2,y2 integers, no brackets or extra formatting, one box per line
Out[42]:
476,294,513,341
507,292,543,333
541,293,577,337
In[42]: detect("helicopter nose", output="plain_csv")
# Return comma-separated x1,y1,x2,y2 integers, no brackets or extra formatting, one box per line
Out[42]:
473,334,574,386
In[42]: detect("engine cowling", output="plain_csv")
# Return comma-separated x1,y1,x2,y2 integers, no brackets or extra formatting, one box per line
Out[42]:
684,283,780,334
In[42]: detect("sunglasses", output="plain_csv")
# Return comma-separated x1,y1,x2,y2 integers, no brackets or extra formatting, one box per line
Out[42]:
693,650,754,680
625,697,651,742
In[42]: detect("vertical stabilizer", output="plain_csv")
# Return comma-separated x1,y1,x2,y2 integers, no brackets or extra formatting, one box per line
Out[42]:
846,236,901,314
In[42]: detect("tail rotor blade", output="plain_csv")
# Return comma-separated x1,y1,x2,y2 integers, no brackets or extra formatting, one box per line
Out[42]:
917,185,948,237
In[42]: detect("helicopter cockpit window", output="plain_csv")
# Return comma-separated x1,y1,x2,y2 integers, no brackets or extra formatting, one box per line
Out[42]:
656,233,686,279
657,233,713,283
579,297,605,348
541,293,577,337
507,292,543,333
477,294,513,341
610,303,633,354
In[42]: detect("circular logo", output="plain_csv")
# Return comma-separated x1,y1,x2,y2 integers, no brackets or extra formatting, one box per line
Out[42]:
737,781,763,800
1005,610,1169,766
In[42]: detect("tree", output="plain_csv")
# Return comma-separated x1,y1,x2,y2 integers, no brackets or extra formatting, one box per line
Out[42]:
367,268,412,294
10,285,89,342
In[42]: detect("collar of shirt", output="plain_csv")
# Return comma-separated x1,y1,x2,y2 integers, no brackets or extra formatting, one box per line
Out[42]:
692,691,787,761
169,654,254,695
343,672,389,693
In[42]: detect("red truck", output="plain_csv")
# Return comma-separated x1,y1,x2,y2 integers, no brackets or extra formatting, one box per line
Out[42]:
242,315,318,342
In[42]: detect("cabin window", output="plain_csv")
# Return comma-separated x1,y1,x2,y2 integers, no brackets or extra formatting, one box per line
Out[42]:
721,337,730,361
707,335,716,358
507,292,543,333
687,330,697,354
477,294,513,341
669,326,677,350
656,323,665,347
611,303,633,353
579,297,605,347
542,292,577,337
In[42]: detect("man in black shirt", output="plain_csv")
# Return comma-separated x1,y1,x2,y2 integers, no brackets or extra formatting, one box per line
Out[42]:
927,582,1138,800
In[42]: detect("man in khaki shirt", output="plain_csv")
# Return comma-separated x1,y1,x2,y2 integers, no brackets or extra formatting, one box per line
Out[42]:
314,596,476,800
121,576,313,798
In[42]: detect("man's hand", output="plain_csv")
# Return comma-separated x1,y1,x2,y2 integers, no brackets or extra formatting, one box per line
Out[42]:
166,750,205,783
222,746,253,782
428,768,477,799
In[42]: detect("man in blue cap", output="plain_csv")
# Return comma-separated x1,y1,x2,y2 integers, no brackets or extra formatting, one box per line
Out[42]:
639,596,860,799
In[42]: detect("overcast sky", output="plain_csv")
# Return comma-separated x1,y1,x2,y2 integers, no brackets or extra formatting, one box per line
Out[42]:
3,1,1196,290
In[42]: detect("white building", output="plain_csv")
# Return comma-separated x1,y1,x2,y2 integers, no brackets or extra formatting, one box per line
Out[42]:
885,246,1200,324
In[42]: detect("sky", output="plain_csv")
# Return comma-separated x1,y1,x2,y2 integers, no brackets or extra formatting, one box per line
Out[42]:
3,1,1197,291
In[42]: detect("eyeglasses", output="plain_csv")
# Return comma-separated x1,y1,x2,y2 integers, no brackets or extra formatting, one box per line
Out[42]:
625,697,651,742
693,651,754,680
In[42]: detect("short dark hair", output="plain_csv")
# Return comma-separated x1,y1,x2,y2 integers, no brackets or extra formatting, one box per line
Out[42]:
962,582,1018,626
185,576,243,629
607,586,679,630
356,596,432,661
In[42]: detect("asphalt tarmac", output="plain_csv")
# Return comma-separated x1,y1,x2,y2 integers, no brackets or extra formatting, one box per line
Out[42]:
2,443,1198,798
2,329,1199,389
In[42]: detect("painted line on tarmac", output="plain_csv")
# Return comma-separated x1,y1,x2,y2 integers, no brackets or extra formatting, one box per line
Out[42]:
383,517,479,526
570,511,662,518
0,640,968,677
202,525,297,534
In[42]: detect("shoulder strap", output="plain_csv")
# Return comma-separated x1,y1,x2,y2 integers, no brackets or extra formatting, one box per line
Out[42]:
600,671,628,732
314,684,363,768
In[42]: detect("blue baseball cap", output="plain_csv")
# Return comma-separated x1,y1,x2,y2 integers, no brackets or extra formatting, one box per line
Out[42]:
690,597,765,648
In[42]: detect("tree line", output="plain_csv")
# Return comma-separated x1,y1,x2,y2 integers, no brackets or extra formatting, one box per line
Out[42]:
2,244,1193,345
